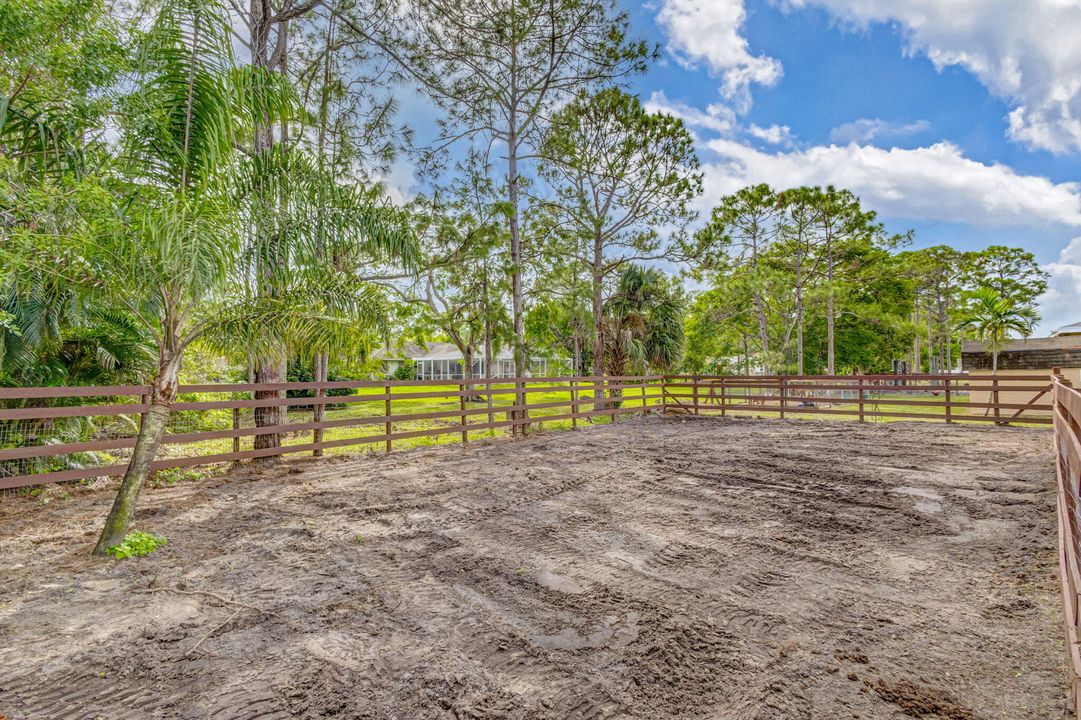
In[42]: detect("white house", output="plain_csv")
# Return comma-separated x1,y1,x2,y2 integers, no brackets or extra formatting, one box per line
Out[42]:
372,342,565,380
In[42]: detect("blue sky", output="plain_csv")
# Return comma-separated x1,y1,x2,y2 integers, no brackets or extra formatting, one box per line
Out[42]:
624,0,1081,334
388,1,1081,335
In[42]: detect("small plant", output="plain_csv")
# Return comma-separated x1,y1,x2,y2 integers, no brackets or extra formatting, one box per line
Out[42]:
105,531,167,559
353,533,366,545
151,467,203,487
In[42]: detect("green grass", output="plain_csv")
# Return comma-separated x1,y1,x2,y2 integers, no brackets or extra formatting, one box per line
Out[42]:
62,381,1049,480
157,381,665,462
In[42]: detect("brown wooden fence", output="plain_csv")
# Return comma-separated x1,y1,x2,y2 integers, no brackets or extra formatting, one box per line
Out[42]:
0,376,663,490
1053,372,1081,715
0,372,1057,492
663,373,1054,425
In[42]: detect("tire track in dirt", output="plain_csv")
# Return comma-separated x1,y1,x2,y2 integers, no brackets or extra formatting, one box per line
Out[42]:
0,416,1065,719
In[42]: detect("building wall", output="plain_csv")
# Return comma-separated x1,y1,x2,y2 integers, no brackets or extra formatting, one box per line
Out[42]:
961,348,1081,371
961,367,1078,418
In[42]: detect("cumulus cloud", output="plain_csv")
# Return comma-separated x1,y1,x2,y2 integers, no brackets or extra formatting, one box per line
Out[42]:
1036,238,1081,334
747,123,794,146
699,139,1081,228
782,0,1081,154
828,118,930,145
644,91,737,135
655,0,782,110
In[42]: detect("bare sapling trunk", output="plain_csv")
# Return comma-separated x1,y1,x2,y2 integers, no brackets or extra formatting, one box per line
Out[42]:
92,351,182,555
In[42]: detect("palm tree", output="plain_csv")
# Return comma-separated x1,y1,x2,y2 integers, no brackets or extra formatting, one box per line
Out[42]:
7,0,417,554
955,286,1036,372
602,266,685,383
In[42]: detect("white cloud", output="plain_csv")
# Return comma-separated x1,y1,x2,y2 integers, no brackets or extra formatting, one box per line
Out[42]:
747,123,794,145
644,91,737,135
374,155,417,205
655,0,782,110
1037,238,1081,333
699,139,1081,228
828,118,930,145
783,0,1081,154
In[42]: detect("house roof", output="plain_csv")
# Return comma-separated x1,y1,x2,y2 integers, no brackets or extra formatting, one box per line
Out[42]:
962,335,1081,353
373,341,519,362
1053,321,1081,337
374,341,560,363
414,343,515,362
370,342,425,361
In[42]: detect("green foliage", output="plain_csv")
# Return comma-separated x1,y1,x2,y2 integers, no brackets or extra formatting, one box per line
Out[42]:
685,184,1047,375
955,286,1036,370
151,467,203,487
389,361,415,381
105,531,167,559
603,265,685,375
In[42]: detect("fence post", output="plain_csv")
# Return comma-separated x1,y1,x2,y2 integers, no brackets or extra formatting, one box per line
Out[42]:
232,407,241,453
641,377,648,416
945,377,952,424
460,381,468,445
993,376,1001,425
661,376,667,415
486,377,494,436
313,374,326,458
693,374,700,415
384,381,392,453
522,378,529,436
571,378,578,429
779,377,786,419
720,377,726,419
858,377,865,422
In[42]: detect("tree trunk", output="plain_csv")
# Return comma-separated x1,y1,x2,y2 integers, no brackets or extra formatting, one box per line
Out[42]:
752,289,769,367
92,352,181,555
506,114,526,435
912,308,920,373
591,232,604,407
253,357,285,452
249,1,286,456
795,289,804,376
826,292,835,376
573,334,581,377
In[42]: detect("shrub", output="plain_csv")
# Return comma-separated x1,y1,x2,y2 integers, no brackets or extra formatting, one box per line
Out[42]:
389,360,415,381
286,358,356,403
105,531,167,559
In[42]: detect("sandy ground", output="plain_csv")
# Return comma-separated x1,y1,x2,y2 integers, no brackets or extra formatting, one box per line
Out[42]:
0,416,1068,719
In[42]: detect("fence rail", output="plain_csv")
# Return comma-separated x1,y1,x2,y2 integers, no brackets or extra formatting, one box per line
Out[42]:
1053,373,1081,715
0,376,663,490
662,373,1054,426
0,372,1057,491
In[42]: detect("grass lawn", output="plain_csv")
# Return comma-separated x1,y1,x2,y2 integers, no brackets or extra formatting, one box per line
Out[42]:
159,381,666,463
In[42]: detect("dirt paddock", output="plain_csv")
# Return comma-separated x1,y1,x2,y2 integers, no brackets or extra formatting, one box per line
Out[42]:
0,416,1068,719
